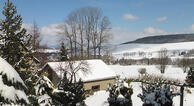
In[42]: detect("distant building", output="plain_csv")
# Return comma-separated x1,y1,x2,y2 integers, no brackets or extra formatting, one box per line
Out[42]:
36,48,60,66
42,59,117,92
37,48,60,60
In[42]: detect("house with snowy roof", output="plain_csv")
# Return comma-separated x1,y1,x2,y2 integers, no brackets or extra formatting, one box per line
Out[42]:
42,59,117,92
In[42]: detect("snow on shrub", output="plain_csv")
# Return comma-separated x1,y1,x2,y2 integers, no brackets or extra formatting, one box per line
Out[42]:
35,76,54,106
186,67,194,84
52,72,85,106
0,57,29,105
107,78,133,106
138,83,178,106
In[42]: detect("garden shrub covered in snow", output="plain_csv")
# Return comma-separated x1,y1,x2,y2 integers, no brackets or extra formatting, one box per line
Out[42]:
35,76,54,106
138,83,178,106
107,78,133,106
0,57,29,105
186,67,194,85
52,72,85,106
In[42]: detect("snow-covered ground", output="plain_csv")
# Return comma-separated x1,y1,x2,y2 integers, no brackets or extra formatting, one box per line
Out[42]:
113,41,194,59
109,65,187,82
85,82,194,106
85,64,194,106
85,42,194,106
85,91,109,106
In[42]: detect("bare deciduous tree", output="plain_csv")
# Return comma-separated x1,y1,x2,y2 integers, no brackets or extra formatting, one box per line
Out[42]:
58,7,112,60
101,44,115,65
157,48,169,73
97,16,111,58
58,23,74,58
30,21,41,51
66,12,79,58
57,60,90,83
178,57,190,73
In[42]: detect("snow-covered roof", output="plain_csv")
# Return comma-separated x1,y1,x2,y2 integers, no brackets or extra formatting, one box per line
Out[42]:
46,59,117,82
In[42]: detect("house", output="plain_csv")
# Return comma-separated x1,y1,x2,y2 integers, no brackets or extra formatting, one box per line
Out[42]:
41,59,117,92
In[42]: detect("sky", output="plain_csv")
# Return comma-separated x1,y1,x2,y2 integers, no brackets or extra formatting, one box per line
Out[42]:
0,0,194,47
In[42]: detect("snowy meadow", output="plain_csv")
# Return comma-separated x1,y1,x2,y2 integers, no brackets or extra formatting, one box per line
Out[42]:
85,65,194,106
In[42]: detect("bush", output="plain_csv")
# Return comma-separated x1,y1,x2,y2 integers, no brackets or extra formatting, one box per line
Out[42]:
35,76,54,105
186,67,194,84
137,74,181,86
157,48,169,73
178,57,190,73
52,72,85,106
107,79,133,106
138,68,147,75
138,83,178,106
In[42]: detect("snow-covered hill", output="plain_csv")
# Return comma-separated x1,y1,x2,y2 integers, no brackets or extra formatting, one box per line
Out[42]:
113,41,194,59
122,33,194,44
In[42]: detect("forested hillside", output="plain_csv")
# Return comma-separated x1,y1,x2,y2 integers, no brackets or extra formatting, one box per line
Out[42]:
122,34,194,44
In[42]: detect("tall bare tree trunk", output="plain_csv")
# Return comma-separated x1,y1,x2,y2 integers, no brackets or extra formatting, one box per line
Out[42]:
73,30,77,58
98,34,102,58
80,31,83,58
70,39,73,58
87,36,90,58
30,21,41,51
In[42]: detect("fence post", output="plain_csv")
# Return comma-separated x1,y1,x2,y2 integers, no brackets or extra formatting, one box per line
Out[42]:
180,85,184,106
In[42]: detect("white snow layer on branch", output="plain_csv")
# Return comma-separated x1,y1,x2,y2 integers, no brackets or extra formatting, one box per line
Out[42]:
0,57,28,103
35,76,53,95
38,94,52,106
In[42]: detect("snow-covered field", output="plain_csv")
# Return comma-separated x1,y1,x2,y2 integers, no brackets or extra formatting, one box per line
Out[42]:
109,65,187,82
113,41,194,59
85,64,194,106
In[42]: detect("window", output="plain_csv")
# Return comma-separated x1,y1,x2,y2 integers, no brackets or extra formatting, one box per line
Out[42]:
92,85,100,91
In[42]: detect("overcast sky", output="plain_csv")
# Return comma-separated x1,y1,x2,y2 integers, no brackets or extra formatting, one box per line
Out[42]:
1,0,194,47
